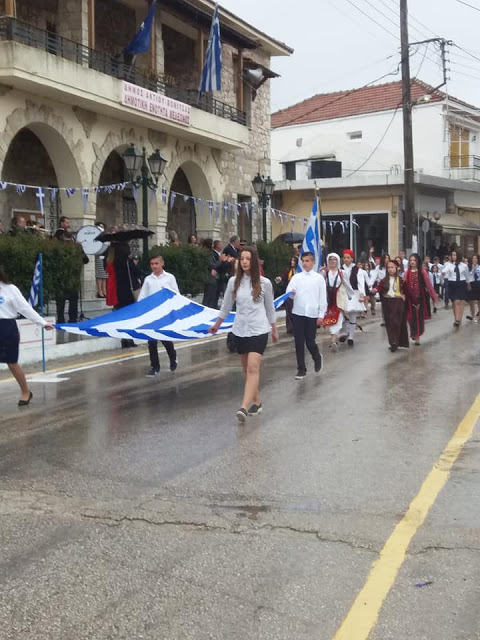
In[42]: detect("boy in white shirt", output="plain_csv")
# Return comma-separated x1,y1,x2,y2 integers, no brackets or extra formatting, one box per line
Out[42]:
138,254,179,377
286,252,327,379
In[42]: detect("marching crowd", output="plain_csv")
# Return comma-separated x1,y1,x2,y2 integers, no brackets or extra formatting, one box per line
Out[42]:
1,222,479,417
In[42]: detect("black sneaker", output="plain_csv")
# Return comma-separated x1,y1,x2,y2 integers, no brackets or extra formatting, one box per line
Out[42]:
248,403,263,416
339,335,347,343
347,339,354,347
146,368,160,377
236,408,248,423
170,359,178,372
295,371,306,380
314,355,323,372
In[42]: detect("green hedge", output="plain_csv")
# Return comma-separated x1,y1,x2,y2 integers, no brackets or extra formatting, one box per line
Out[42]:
256,240,294,294
0,235,85,301
149,244,210,296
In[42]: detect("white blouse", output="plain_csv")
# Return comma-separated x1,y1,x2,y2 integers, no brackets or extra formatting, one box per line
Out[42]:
219,275,276,337
0,283,47,325
442,262,470,282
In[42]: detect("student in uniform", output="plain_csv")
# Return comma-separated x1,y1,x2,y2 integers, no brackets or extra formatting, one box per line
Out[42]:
209,247,278,422
376,259,409,352
0,265,54,404
442,249,470,327
138,254,179,377
286,251,327,380
466,254,480,323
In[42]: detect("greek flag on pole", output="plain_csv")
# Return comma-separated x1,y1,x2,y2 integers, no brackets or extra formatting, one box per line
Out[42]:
298,199,322,272
124,0,156,56
55,288,290,341
28,255,41,307
199,3,222,92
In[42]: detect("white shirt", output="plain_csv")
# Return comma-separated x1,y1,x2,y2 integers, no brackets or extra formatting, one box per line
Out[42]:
287,269,327,318
138,270,179,301
341,263,366,296
219,275,275,337
0,283,47,325
442,262,470,282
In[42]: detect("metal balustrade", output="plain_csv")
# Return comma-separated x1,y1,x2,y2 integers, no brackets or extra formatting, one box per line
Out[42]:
0,17,247,126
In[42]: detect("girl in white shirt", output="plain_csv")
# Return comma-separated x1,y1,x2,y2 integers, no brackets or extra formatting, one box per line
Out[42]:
442,249,470,327
0,266,54,405
209,247,278,422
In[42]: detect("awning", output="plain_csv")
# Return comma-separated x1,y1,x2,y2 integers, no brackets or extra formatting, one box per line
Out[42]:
434,213,480,233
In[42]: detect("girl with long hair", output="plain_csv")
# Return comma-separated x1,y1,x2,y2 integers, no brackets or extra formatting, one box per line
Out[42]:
403,253,438,344
376,259,409,352
0,265,54,405
209,247,278,422
466,254,480,323
442,249,470,327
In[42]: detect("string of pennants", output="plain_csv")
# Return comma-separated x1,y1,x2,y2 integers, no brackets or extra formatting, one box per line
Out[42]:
1,179,360,235
0,181,129,217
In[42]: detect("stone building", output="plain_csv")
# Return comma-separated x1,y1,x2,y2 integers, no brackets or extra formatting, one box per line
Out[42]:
0,0,291,291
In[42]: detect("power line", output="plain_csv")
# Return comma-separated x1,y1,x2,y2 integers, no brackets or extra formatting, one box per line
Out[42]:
375,0,432,41
380,0,441,40
276,66,402,128
456,0,480,12
346,103,401,178
342,0,399,40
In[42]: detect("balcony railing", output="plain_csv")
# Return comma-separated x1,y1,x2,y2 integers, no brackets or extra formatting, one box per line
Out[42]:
0,17,247,126
444,155,480,169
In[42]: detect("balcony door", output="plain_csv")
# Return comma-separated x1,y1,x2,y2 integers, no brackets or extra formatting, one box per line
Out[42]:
449,124,470,168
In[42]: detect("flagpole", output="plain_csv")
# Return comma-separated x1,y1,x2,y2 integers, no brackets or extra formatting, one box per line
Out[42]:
39,252,46,374
314,181,324,267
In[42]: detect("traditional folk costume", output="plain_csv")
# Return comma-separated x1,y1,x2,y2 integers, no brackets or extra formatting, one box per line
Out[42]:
322,253,354,349
377,274,409,351
340,250,366,345
403,267,438,342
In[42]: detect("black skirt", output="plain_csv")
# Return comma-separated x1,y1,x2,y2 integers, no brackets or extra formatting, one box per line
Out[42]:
234,333,268,355
467,280,480,301
0,319,20,364
448,280,468,302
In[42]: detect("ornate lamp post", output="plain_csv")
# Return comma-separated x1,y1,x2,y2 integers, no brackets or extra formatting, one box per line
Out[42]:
252,173,275,241
123,144,167,266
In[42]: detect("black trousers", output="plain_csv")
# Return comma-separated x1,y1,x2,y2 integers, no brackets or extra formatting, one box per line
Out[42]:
202,281,218,309
56,289,79,323
148,340,176,371
292,314,321,374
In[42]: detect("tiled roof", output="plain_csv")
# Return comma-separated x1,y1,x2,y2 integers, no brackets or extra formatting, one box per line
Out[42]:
271,79,447,129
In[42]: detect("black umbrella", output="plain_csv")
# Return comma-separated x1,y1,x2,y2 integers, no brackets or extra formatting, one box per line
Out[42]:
275,232,305,244
95,224,154,242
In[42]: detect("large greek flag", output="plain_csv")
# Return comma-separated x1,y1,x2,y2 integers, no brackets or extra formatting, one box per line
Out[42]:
199,3,222,92
56,289,292,341
298,199,322,271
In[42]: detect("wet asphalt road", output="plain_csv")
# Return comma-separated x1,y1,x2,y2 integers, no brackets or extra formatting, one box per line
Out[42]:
0,310,479,640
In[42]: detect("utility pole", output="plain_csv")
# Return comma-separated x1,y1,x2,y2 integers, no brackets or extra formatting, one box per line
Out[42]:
400,0,415,252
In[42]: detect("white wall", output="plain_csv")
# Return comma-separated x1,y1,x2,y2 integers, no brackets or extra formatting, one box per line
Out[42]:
271,103,448,182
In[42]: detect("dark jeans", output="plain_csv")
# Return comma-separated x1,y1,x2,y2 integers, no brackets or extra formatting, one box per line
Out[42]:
148,340,176,371
292,314,321,374
203,281,218,309
56,289,79,323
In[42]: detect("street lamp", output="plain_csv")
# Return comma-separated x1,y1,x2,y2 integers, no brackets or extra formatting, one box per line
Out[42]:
123,143,167,267
252,173,276,241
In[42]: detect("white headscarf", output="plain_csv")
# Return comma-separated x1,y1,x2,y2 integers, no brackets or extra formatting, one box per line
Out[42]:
327,253,341,270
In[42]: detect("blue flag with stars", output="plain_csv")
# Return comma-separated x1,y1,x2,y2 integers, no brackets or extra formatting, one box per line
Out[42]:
124,1,156,56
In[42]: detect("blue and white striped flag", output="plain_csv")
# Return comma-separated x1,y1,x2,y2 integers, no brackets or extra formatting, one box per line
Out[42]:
199,3,222,92
298,199,322,272
28,255,41,308
55,288,289,341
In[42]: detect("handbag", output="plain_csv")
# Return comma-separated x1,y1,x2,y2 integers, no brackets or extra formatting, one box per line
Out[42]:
323,305,341,326
127,261,140,301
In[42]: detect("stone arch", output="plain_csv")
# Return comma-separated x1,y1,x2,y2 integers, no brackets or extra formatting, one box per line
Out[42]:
164,146,218,241
0,103,87,223
93,133,158,230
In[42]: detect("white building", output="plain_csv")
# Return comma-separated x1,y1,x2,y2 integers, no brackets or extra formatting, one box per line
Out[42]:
271,79,480,257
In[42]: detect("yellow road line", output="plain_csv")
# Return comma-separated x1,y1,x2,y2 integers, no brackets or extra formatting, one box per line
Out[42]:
332,393,480,640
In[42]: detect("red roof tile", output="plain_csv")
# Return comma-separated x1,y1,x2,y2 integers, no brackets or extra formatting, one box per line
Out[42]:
271,79,447,129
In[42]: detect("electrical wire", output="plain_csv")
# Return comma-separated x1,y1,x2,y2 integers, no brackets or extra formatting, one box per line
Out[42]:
380,0,441,40
342,0,399,40
456,0,480,12
345,104,401,178
275,65,402,128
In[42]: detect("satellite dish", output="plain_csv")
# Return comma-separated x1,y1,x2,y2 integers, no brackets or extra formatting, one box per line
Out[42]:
76,225,109,256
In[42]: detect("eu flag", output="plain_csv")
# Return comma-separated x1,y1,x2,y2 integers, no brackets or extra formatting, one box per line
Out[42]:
124,1,157,57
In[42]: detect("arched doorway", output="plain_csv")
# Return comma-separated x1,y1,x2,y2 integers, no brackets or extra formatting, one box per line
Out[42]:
96,149,137,229
1,127,60,235
168,167,195,242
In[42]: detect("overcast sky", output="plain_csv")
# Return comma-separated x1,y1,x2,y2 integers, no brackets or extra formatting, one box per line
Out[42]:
220,0,480,113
